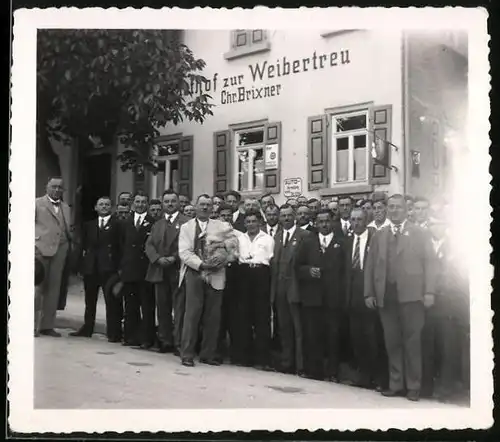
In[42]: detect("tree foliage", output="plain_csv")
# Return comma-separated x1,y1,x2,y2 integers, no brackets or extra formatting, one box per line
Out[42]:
37,29,214,172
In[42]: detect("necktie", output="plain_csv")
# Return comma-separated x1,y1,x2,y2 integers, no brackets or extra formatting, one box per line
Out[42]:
343,222,348,235
284,231,290,247
135,216,142,230
100,218,105,229
352,236,360,269
269,227,274,236
321,236,327,253
166,215,171,225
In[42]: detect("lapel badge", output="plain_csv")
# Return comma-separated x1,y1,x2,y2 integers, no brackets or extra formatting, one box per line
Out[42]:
104,225,110,230
334,243,340,248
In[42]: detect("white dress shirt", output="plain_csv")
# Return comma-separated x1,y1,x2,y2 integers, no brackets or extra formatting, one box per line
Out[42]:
266,224,278,237
98,215,111,228
352,229,369,270
232,211,240,223
299,223,310,230
282,225,297,245
238,230,274,266
341,218,351,233
197,219,208,235
389,220,407,235
134,211,147,226
48,196,61,214
165,211,179,223
432,238,445,256
318,232,334,249
368,218,391,231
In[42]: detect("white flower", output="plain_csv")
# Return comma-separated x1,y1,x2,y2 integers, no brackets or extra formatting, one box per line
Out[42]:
334,243,340,248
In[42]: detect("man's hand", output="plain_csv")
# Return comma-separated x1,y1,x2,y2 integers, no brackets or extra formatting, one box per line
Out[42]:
424,294,435,308
158,256,175,267
309,267,321,278
365,297,377,310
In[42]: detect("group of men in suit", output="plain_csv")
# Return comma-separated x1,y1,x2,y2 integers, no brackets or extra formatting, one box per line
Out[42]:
34,179,469,404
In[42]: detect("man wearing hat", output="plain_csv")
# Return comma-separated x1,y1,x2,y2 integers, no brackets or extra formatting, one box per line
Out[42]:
70,196,122,341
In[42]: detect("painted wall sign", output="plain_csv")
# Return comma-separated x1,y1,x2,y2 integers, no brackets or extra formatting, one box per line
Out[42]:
265,144,279,170
283,178,303,197
190,49,351,105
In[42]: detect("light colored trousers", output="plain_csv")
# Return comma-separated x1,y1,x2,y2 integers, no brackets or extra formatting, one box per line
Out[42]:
39,242,69,330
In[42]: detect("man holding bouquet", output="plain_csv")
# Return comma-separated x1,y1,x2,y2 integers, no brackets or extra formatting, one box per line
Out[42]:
178,194,238,367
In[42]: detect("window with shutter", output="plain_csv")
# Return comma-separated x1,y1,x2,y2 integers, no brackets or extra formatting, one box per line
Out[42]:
368,104,393,185
307,115,328,190
224,30,271,60
213,130,231,194
179,135,193,199
264,122,281,194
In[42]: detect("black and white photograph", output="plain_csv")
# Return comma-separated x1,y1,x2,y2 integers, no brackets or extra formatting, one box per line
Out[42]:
9,7,491,433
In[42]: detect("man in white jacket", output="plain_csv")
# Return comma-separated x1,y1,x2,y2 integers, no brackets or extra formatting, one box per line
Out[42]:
178,194,234,367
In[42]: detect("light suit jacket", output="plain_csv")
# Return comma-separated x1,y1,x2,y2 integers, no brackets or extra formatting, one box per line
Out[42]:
178,218,231,290
35,195,73,257
364,222,438,307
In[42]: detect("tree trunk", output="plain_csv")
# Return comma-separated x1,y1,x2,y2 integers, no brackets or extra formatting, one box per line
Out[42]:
36,123,61,197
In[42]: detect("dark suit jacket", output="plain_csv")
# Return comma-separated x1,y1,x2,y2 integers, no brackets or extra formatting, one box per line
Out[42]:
364,222,438,307
344,227,375,310
119,214,156,283
79,217,121,276
270,227,311,304
233,212,246,233
295,233,345,309
145,213,190,283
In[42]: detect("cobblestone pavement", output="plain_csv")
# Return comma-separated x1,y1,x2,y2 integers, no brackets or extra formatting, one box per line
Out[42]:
35,328,461,409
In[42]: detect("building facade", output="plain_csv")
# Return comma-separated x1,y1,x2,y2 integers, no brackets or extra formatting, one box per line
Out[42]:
39,29,468,223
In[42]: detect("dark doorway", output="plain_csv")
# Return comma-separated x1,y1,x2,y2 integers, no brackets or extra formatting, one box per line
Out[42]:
81,154,112,223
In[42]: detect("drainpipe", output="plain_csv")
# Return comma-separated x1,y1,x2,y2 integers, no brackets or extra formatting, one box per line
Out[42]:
401,31,410,195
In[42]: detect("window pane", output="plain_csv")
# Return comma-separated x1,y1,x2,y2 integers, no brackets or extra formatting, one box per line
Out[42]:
354,134,366,148
238,150,250,191
354,147,366,180
336,137,349,182
236,129,264,146
252,30,263,43
169,159,179,193
236,32,247,47
252,148,264,190
157,142,179,156
157,168,165,197
336,114,367,132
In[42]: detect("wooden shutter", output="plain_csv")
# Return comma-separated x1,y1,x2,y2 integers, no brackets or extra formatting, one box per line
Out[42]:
369,104,392,185
264,121,281,194
179,135,193,199
307,115,328,190
214,130,231,194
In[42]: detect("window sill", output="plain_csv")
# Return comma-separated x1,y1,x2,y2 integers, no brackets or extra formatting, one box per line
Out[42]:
319,183,373,197
238,190,264,199
320,30,363,38
224,42,271,61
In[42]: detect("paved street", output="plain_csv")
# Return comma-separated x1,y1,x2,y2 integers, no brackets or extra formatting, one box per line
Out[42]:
35,281,461,409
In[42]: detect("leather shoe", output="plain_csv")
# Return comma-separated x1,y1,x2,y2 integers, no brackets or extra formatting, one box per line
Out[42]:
108,337,121,343
158,345,175,354
40,329,61,337
381,389,405,397
407,390,420,402
181,358,194,367
200,358,221,366
140,343,154,350
122,341,140,347
173,348,180,357
69,328,92,338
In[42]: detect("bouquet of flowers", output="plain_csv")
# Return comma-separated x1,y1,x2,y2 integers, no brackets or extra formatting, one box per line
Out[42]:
201,222,239,283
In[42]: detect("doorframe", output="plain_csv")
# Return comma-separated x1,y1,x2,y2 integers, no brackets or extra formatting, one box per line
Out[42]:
84,146,117,202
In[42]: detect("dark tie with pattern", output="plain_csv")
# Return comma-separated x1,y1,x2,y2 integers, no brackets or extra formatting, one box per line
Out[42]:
135,216,142,230
352,236,360,269
166,215,171,225
284,231,290,247
100,218,105,229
